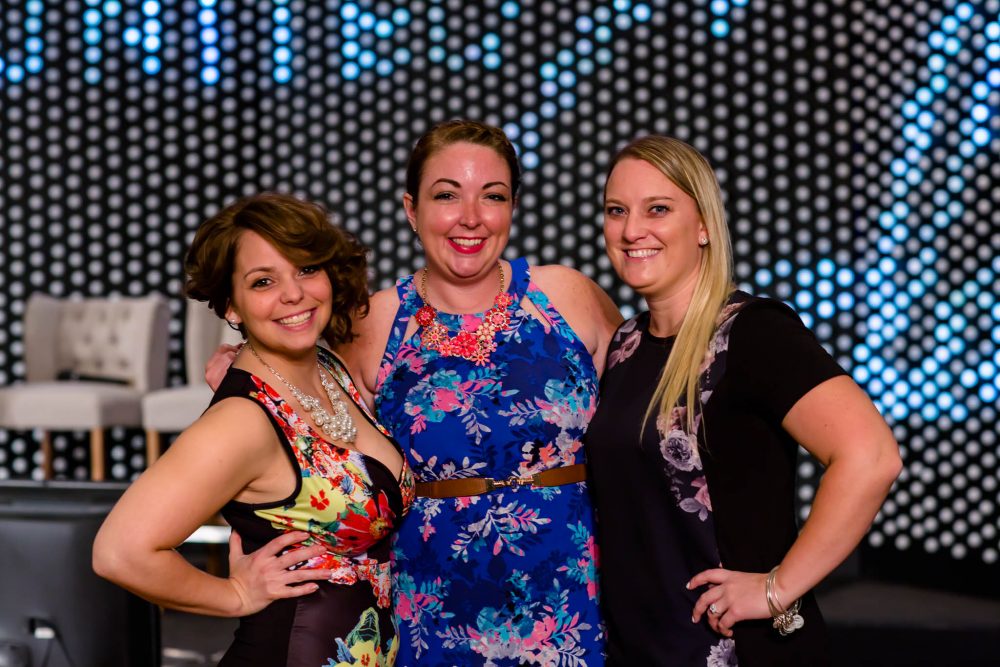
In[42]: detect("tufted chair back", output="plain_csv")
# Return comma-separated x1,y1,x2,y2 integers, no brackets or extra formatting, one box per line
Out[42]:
183,299,243,384
23,294,170,393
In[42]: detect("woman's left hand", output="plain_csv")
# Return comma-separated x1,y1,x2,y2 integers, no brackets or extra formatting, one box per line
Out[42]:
688,568,771,637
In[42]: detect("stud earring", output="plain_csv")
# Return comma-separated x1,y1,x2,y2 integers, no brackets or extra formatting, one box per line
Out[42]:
698,237,709,247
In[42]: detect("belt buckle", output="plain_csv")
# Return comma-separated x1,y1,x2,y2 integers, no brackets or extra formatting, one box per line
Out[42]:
487,474,534,492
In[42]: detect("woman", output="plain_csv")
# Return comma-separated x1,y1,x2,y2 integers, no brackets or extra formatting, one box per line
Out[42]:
344,120,622,666
584,136,902,666
94,193,415,666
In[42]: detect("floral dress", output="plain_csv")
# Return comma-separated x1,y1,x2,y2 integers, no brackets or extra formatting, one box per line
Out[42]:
375,258,604,667
214,348,415,667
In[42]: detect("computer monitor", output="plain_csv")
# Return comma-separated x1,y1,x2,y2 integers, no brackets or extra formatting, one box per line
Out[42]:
0,480,160,667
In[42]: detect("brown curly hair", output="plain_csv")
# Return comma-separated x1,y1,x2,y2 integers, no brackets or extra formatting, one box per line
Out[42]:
184,192,369,346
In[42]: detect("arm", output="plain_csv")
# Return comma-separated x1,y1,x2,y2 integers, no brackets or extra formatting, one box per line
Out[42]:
92,399,331,617
689,375,902,636
205,343,241,392
333,287,399,407
530,265,623,377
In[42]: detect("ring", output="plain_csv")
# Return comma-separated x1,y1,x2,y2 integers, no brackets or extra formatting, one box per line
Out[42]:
709,604,719,615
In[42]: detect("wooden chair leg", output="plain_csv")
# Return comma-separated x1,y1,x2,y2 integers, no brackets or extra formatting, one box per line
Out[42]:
90,427,105,481
39,431,53,480
145,429,161,467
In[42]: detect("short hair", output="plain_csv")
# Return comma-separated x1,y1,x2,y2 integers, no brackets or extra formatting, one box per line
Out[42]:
184,192,369,346
405,119,521,202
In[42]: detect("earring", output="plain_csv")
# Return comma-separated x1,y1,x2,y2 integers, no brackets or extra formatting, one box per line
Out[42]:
699,237,709,247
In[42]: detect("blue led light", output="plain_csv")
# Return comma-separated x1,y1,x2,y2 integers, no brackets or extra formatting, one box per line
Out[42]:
201,65,219,85
342,22,360,39
358,50,376,69
201,27,218,44
711,19,730,38
595,26,612,43
341,61,360,80
482,33,501,51
373,20,393,39
540,63,558,80
274,26,292,44
429,26,446,42
143,34,161,52
775,259,792,278
960,369,978,387
981,385,998,403
358,12,376,31
142,1,159,17
392,8,411,25
484,52,501,70
124,27,142,46
273,7,291,24
25,56,42,73
594,6,612,22
142,55,160,74
576,16,594,32
464,44,482,61
273,65,291,83
558,71,576,87
614,13,633,30
596,47,613,65
755,269,772,287
971,128,991,146
342,41,360,59
274,46,292,65
83,67,101,84
540,81,558,97
84,29,102,45
501,2,520,19
446,54,464,72
558,91,576,108
795,291,814,309
614,0,631,10
522,152,539,169
836,292,854,310
340,3,359,21
375,60,393,76
84,8,102,26
632,3,651,21
198,8,215,26
85,46,102,64
854,366,871,383
986,43,1000,62
576,38,594,56
710,0,729,15
393,48,411,65
796,268,814,286
817,300,834,318
428,46,445,63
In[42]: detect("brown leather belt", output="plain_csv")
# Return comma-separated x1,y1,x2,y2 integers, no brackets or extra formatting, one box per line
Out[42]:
415,463,587,498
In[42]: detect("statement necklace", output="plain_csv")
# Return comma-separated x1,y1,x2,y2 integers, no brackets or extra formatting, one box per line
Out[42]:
415,262,514,366
245,342,357,443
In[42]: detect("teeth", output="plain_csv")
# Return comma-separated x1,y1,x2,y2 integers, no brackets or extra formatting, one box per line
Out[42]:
452,238,484,247
278,311,312,325
626,249,659,258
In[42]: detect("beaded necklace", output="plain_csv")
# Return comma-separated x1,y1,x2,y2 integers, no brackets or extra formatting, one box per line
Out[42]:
414,262,514,366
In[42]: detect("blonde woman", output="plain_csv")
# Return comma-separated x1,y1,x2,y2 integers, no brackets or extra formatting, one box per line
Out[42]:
584,136,902,666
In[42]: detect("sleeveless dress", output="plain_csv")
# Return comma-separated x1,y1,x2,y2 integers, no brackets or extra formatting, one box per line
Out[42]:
375,258,605,666
213,347,415,667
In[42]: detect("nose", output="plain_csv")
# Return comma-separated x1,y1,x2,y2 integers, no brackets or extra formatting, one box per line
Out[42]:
459,198,482,227
280,279,304,303
621,213,647,243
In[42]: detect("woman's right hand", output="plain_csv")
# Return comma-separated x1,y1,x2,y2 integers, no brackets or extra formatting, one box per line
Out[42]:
205,343,241,391
226,530,332,616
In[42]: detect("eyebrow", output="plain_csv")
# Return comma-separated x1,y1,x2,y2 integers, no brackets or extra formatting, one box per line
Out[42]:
242,266,273,280
605,195,676,204
430,178,510,190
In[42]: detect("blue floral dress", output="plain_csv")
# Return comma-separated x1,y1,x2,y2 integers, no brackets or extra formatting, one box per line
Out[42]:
375,258,605,667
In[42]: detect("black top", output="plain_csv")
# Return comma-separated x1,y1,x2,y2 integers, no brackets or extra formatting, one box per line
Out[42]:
586,298,845,666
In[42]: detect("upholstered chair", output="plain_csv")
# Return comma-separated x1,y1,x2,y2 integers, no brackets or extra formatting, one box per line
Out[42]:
141,299,243,463
0,294,170,480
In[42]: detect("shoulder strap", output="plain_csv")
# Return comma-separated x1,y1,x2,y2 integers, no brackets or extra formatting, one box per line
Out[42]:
318,348,392,439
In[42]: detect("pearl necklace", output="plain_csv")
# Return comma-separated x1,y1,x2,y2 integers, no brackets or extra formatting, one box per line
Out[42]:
245,342,357,444
415,262,514,366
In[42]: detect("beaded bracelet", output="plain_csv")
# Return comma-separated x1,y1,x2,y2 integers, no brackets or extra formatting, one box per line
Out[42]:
765,566,804,636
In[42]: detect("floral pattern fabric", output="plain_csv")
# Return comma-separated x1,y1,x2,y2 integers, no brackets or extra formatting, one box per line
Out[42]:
375,258,605,667
215,348,414,667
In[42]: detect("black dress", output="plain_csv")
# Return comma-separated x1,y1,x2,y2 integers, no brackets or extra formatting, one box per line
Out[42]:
213,348,415,667
586,296,845,666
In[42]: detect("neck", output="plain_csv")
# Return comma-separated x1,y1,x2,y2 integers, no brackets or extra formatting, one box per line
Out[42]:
423,260,506,313
644,280,697,338
241,340,321,391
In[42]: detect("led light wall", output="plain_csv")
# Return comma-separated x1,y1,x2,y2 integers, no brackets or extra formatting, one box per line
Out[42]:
1,0,998,574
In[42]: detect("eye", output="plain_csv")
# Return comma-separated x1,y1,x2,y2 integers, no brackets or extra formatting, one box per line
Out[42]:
251,277,272,289
485,192,508,202
432,191,456,201
300,265,322,276
649,205,671,215
605,205,626,217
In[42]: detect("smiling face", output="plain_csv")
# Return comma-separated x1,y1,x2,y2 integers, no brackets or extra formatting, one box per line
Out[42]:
225,230,332,358
403,142,514,285
603,157,708,304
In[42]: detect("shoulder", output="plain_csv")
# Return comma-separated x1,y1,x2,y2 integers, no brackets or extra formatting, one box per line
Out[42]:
530,263,591,291
336,284,402,396
728,296,811,344
179,395,278,463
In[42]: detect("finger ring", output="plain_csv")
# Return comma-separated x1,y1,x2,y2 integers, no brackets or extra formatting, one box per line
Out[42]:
709,603,720,615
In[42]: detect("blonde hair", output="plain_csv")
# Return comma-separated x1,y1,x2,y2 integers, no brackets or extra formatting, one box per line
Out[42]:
607,136,734,433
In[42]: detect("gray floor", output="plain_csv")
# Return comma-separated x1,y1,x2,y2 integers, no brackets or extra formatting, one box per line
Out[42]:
159,580,1000,666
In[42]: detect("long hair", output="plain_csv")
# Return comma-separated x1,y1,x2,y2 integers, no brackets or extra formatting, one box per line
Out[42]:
607,136,734,434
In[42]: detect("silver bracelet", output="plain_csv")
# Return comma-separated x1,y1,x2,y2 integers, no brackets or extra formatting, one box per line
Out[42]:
765,566,804,636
